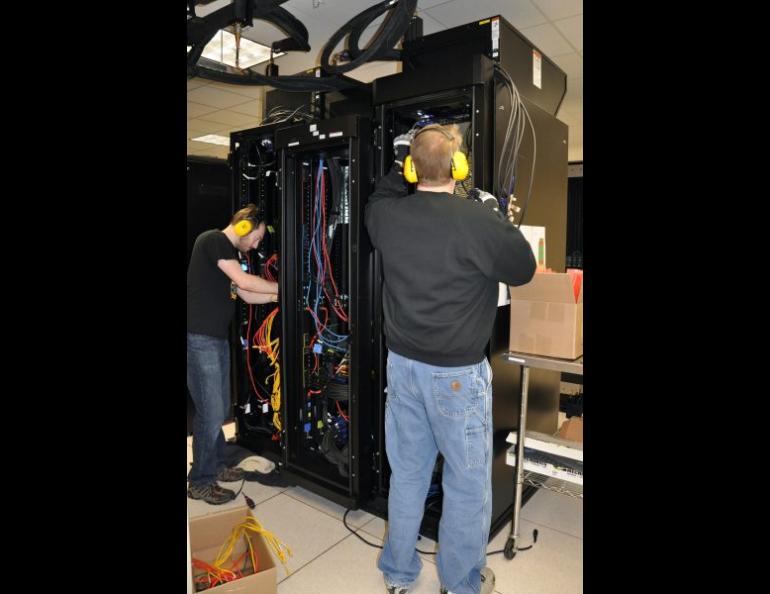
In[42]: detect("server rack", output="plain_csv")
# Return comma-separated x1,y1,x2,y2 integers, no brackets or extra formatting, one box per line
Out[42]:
187,156,232,436
364,16,569,540
275,115,375,508
230,123,285,466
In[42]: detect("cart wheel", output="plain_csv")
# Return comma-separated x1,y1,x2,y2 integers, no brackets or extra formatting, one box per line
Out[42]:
504,539,516,560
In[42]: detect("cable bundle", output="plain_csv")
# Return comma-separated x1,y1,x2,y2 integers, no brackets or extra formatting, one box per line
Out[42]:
191,551,250,591
494,64,537,228
215,515,292,575
262,105,314,125
263,253,278,282
192,514,294,591
253,307,281,432
305,158,349,354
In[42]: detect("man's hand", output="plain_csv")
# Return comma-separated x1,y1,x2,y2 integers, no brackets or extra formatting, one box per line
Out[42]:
468,188,505,220
393,130,416,170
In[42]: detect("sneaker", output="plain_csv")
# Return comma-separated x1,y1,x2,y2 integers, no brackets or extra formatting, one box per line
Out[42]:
217,466,245,482
187,483,235,505
386,586,409,594
439,567,495,594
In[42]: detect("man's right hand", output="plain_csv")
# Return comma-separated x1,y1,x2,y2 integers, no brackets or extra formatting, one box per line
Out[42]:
393,130,415,170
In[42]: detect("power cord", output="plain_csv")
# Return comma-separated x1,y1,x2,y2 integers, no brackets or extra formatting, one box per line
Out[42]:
342,509,538,555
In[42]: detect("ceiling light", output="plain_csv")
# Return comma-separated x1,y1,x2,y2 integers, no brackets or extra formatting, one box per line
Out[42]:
200,30,283,69
192,134,230,146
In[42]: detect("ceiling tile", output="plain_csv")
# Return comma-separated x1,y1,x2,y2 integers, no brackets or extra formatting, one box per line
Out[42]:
425,0,547,30
415,11,447,35
550,52,582,79
566,76,582,98
205,82,266,100
558,93,582,116
228,99,263,117
418,0,453,10
187,118,232,135
187,101,220,119
346,61,401,83
531,0,582,22
187,78,208,91
197,110,261,127
553,15,582,51
187,85,261,109
518,22,574,58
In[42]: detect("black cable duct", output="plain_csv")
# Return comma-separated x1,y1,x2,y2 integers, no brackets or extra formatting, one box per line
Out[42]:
188,0,418,91
188,0,357,91
320,0,418,74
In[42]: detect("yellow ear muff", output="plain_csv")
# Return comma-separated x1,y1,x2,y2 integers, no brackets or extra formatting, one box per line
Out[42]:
234,219,254,237
450,151,469,181
403,154,418,184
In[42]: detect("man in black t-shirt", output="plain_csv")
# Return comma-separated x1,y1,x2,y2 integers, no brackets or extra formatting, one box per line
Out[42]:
187,204,278,504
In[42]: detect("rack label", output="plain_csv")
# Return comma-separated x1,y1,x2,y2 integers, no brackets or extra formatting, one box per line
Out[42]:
329,131,343,138
491,17,500,59
288,141,300,147
533,49,542,89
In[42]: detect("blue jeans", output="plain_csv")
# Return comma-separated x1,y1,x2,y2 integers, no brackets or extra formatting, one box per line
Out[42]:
187,332,231,487
378,350,493,594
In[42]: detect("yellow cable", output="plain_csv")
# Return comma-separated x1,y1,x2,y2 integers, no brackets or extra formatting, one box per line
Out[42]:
214,516,293,576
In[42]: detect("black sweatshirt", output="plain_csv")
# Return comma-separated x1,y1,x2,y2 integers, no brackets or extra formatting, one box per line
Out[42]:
365,167,536,366
187,230,238,338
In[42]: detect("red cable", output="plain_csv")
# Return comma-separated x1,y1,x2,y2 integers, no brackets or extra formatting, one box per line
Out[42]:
244,255,268,403
336,400,350,422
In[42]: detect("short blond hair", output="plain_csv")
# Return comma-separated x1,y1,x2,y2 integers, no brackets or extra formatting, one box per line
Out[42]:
410,124,462,186
230,203,262,226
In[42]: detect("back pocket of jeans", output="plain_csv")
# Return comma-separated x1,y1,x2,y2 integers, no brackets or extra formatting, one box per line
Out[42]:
432,369,482,418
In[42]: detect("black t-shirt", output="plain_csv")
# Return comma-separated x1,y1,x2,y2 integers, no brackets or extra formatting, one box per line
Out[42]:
187,229,238,338
365,168,536,366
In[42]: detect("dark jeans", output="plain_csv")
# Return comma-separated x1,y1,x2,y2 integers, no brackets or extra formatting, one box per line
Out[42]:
187,332,231,487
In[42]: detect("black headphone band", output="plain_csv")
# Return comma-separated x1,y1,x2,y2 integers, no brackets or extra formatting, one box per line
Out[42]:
414,124,455,142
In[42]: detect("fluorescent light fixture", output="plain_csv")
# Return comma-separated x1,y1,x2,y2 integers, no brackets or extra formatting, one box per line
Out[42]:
192,134,230,146
200,30,282,69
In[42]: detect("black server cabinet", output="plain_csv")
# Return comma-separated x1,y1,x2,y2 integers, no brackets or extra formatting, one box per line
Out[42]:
366,16,568,541
187,156,232,436
230,123,285,465
275,115,375,508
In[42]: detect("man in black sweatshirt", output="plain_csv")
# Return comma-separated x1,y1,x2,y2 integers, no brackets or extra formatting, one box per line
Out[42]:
365,124,536,594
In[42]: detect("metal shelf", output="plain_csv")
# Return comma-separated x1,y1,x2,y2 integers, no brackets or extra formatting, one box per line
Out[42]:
502,352,583,375
523,471,583,499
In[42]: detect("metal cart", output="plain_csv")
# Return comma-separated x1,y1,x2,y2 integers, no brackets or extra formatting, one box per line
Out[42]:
502,351,584,559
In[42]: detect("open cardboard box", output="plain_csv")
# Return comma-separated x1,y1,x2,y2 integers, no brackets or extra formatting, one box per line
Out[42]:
509,271,583,359
189,506,277,594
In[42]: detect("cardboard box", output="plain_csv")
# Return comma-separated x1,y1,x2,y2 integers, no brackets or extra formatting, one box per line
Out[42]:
557,417,583,442
189,506,277,594
509,272,583,359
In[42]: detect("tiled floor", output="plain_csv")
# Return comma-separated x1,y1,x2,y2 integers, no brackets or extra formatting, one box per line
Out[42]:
187,426,583,593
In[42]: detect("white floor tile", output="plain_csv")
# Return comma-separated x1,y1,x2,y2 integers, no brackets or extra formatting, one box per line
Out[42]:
487,519,582,594
520,489,583,539
223,421,236,441
278,532,443,594
283,486,377,529
359,517,439,564
250,493,353,582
